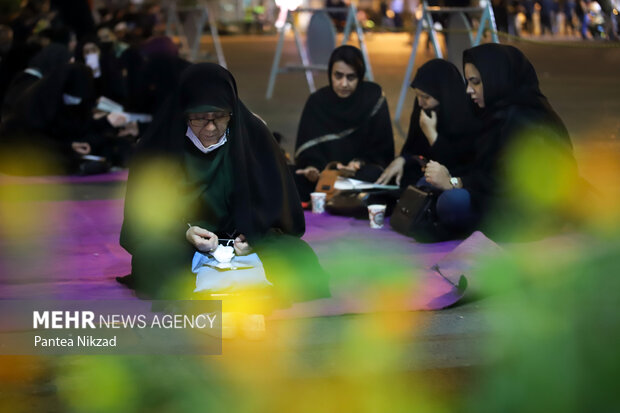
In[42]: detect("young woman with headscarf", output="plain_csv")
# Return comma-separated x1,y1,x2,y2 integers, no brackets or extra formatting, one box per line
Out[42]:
376,59,479,189
376,59,480,241
424,44,579,239
293,45,395,202
119,63,329,302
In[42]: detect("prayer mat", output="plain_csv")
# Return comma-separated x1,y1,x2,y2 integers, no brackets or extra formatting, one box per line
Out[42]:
0,198,501,314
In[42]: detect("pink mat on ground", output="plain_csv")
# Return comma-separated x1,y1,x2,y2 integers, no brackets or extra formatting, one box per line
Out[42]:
0,198,500,316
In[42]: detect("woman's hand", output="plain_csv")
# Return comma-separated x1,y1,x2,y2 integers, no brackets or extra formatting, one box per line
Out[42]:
233,234,252,256
106,112,129,128
419,110,438,145
186,226,218,252
118,121,139,137
375,156,405,185
295,166,320,182
71,142,91,155
424,160,452,190
336,159,362,173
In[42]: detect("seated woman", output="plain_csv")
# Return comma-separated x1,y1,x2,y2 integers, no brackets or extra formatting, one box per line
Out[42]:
376,59,479,189
75,36,126,105
294,45,395,202
423,44,578,240
0,62,124,175
120,63,329,302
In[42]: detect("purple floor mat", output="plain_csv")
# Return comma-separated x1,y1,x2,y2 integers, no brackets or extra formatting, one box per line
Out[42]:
0,199,492,316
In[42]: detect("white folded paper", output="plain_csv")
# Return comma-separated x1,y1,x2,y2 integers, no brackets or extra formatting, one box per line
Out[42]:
334,177,399,191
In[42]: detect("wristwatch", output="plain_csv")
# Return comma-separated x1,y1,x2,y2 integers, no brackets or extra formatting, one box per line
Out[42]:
449,177,459,189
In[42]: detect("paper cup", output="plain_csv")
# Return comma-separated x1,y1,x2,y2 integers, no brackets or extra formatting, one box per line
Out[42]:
310,192,327,214
368,204,386,229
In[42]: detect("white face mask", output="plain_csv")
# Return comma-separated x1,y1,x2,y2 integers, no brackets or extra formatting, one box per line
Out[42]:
63,93,82,105
85,53,101,78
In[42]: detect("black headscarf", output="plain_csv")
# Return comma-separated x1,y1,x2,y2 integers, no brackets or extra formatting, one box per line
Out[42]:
460,44,577,224
463,43,541,110
410,58,473,137
463,43,571,146
402,59,479,176
122,63,304,249
326,45,366,88
295,46,394,170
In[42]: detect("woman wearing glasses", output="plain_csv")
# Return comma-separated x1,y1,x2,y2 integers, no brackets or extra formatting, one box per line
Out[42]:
120,63,329,302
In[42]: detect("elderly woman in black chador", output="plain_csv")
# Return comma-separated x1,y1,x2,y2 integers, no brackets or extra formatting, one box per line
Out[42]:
377,59,479,189
120,63,329,301
293,45,394,201
0,62,117,175
424,44,579,239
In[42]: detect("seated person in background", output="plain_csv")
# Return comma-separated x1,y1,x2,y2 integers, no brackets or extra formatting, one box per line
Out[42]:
75,36,126,105
0,63,128,175
376,59,479,189
423,44,579,241
294,45,395,202
120,63,329,302
96,25,129,59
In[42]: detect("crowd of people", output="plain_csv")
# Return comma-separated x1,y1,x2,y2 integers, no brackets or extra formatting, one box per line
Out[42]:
491,0,619,40
0,0,183,175
333,0,619,40
0,1,585,301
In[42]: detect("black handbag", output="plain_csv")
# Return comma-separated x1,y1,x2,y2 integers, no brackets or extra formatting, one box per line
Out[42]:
390,185,436,236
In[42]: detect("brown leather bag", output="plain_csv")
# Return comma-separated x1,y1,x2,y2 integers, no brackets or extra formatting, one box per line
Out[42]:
314,161,372,201
314,169,340,201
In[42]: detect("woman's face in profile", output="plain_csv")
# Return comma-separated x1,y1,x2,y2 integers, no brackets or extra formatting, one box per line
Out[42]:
464,63,484,108
330,61,359,98
187,111,231,146
413,88,439,110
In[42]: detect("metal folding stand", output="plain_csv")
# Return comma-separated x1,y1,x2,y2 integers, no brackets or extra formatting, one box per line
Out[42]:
393,0,499,123
266,4,372,99
165,0,227,67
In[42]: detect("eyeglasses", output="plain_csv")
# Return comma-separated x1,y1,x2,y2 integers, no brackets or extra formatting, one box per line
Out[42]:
188,113,231,129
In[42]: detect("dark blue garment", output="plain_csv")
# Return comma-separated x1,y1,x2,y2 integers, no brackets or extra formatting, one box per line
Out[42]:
416,177,477,231
436,188,475,230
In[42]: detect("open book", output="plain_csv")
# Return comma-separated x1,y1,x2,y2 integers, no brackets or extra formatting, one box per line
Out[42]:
96,96,153,123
